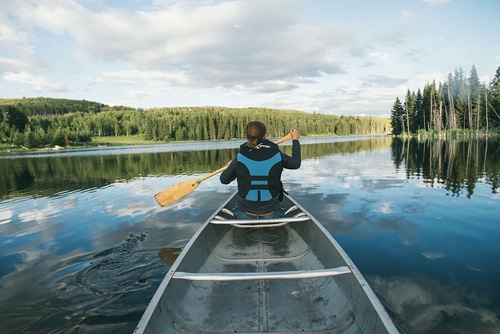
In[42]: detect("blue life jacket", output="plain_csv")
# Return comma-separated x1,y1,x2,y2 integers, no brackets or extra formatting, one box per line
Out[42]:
236,143,283,202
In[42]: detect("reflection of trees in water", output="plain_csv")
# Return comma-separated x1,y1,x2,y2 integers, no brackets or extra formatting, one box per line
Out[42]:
1,137,393,200
391,137,500,197
370,273,500,334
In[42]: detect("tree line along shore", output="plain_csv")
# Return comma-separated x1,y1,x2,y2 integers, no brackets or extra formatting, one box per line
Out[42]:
0,98,390,150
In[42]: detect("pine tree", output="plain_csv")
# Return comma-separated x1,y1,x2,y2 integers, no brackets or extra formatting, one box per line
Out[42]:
468,65,482,131
414,89,424,132
489,66,500,128
390,97,405,135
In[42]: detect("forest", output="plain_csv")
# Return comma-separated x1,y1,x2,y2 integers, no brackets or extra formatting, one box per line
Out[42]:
0,97,390,149
390,65,500,136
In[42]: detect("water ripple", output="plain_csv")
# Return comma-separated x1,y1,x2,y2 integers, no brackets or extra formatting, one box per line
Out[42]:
55,232,165,297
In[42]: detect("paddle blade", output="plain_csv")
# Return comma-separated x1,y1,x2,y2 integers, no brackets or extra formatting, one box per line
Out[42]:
154,178,201,207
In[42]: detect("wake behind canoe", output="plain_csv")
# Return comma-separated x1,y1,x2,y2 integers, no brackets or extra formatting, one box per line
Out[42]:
135,191,399,333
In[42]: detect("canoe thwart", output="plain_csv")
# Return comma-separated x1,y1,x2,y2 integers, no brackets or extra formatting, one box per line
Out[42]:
172,266,351,281
210,216,310,228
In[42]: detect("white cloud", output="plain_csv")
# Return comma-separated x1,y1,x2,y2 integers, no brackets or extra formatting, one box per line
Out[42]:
0,0,498,116
5,0,354,90
417,71,448,85
102,70,189,86
4,71,68,92
361,75,408,88
370,52,395,63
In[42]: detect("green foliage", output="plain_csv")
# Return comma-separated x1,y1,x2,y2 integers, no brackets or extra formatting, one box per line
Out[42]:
391,65,500,135
0,98,391,149
390,97,405,135
0,105,29,137
0,97,104,116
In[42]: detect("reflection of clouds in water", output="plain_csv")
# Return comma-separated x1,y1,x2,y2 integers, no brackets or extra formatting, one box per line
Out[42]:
107,200,152,218
143,191,231,248
362,178,404,193
402,238,415,246
371,275,500,334
374,202,393,214
113,177,160,197
421,252,445,260
60,197,78,209
285,150,406,197
0,209,13,225
466,264,483,272
375,215,418,234
173,185,231,210
18,202,60,223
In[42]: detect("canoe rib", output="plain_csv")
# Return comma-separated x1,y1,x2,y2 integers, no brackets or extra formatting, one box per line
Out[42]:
173,266,351,281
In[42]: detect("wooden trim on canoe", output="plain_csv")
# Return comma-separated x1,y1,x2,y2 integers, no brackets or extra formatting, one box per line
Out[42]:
172,266,351,281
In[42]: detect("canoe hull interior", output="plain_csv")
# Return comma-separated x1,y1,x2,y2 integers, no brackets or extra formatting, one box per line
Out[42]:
135,193,398,334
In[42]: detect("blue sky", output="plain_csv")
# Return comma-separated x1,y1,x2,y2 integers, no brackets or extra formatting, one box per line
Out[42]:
1,0,499,117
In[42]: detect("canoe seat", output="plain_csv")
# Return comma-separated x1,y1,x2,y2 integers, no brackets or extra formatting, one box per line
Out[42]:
172,266,351,281
210,216,310,228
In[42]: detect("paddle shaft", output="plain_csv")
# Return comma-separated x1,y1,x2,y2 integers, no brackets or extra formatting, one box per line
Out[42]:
154,133,293,206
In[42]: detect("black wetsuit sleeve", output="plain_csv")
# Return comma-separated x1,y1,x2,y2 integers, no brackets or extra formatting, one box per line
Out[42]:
281,140,301,169
219,159,237,184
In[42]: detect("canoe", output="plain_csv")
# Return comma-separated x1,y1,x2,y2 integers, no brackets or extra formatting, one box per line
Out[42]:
134,191,399,334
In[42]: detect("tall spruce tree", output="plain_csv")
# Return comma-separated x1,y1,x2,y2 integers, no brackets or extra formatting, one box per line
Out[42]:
490,66,500,128
390,97,405,135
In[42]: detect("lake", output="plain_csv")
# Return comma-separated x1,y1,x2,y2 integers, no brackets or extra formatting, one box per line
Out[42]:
0,135,499,333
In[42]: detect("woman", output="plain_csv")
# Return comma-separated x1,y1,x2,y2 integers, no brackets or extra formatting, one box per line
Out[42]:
220,121,301,219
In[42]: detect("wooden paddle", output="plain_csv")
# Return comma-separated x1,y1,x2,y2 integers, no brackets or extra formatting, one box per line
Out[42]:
154,133,293,207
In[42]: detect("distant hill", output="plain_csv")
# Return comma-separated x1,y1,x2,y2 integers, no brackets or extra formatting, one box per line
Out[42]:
0,97,106,116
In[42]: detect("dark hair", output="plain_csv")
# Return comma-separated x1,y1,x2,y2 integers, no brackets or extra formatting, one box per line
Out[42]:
245,121,267,149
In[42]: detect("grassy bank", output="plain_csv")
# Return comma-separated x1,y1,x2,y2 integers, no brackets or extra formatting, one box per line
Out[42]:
0,143,24,153
90,135,155,146
0,135,154,152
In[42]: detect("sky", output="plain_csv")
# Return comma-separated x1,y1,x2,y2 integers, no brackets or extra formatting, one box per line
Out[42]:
1,0,499,117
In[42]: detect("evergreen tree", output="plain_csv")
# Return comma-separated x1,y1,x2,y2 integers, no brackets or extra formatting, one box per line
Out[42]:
414,89,424,132
469,65,482,131
489,66,500,128
405,90,416,134
390,97,405,135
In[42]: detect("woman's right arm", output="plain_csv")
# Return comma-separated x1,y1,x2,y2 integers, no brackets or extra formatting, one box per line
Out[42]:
220,159,237,184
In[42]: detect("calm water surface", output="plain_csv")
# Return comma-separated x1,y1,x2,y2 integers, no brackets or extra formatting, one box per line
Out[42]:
0,136,499,333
